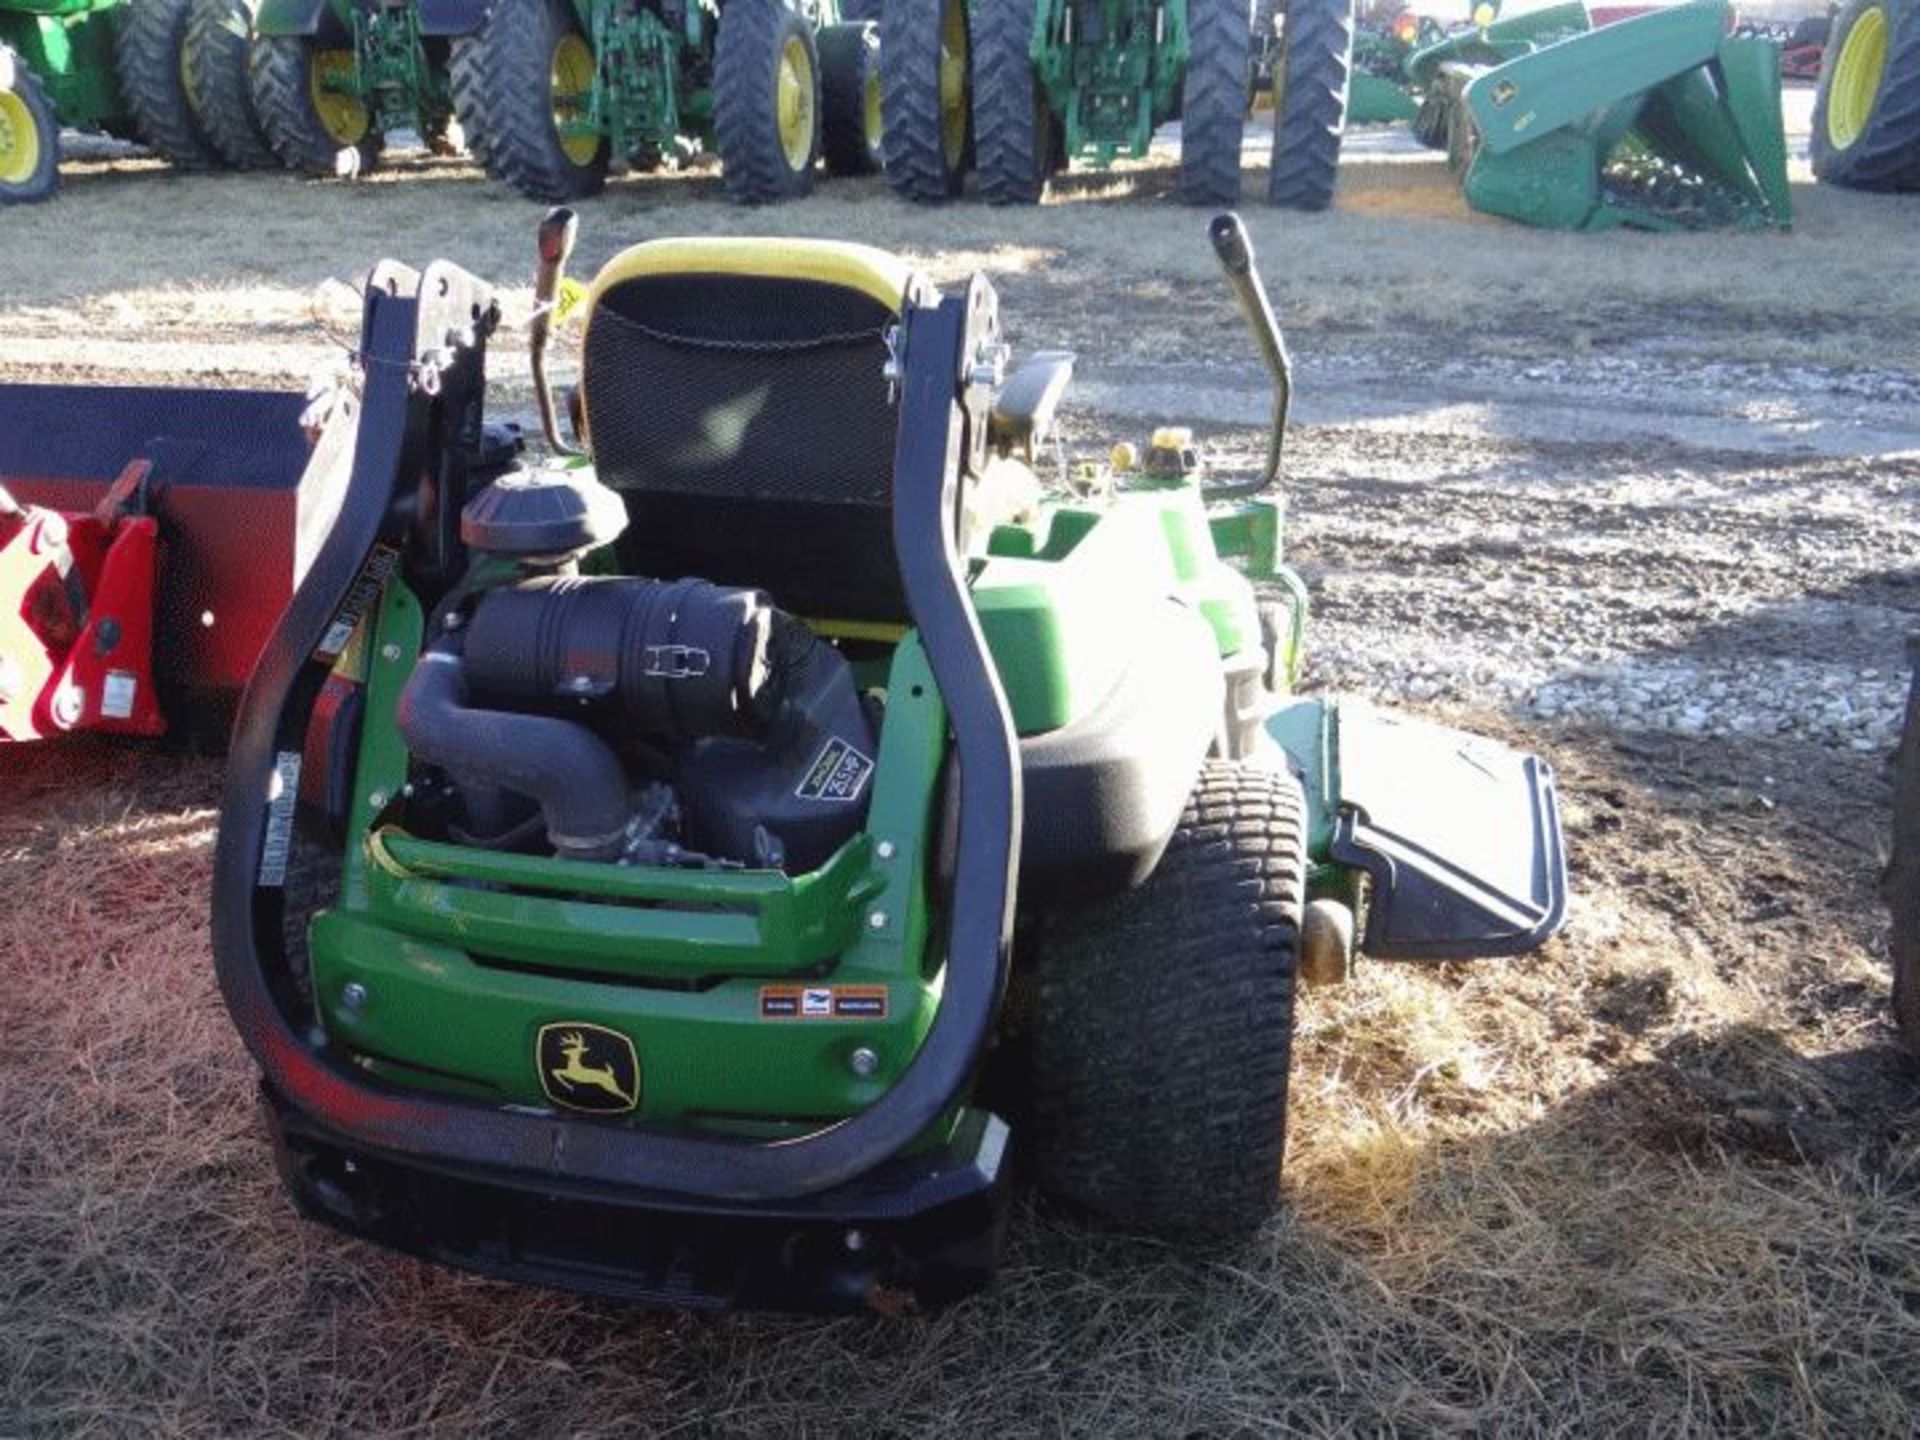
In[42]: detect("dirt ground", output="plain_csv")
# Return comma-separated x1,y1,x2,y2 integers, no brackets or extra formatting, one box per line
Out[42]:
3,109,1920,1436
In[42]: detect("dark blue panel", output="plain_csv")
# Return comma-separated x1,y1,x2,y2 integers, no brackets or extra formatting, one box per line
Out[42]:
0,383,310,492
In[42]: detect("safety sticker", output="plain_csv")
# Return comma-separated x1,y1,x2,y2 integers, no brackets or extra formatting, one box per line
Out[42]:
316,544,400,662
795,736,875,804
101,671,137,721
259,751,303,888
759,985,890,1021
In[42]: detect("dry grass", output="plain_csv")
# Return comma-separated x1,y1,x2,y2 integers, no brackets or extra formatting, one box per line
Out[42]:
4,718,1917,1436
3,128,1919,390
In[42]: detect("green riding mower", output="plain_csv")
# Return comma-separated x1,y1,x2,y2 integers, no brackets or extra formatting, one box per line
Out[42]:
883,0,1353,207
0,0,248,202
450,0,880,203
1812,0,1920,191
211,210,1566,1312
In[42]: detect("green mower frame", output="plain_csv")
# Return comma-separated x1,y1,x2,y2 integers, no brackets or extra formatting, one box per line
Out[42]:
451,0,879,204
211,211,1566,1312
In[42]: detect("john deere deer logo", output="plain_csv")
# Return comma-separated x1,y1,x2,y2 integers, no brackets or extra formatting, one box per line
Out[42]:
536,1023,640,1114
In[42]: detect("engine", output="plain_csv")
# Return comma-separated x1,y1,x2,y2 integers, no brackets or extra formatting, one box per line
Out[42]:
393,467,878,874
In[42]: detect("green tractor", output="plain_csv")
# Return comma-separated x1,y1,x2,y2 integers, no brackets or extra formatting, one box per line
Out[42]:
449,0,881,203
209,208,1567,1310
1812,0,1920,191
1,0,234,203
181,0,481,175
881,0,1353,207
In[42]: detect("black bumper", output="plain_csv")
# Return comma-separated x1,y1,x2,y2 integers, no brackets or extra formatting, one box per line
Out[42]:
263,1086,1014,1314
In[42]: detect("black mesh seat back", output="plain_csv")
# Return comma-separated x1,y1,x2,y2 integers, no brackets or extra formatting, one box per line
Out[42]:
584,270,907,620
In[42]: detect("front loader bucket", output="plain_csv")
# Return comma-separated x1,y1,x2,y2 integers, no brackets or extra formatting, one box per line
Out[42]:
0,383,315,739
1438,2,1792,231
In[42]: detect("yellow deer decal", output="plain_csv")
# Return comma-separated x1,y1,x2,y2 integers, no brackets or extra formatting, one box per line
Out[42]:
544,1028,638,1110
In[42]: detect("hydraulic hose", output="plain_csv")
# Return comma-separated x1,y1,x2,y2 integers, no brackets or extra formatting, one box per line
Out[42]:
395,642,632,860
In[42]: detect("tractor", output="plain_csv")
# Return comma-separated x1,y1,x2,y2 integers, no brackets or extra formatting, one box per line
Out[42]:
208,208,1567,1311
449,0,881,203
0,384,318,746
1811,0,1920,191
0,0,247,202
181,0,480,176
881,0,1352,208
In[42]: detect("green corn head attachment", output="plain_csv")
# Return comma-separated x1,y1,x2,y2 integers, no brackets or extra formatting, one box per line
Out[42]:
1422,1,1792,231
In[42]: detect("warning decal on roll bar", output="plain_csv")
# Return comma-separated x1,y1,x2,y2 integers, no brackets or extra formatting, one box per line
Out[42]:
795,736,875,804
316,543,400,662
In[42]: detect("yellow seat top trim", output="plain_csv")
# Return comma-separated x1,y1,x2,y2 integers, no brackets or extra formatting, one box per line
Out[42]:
585,236,923,317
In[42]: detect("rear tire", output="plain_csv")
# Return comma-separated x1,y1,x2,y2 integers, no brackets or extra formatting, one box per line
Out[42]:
1030,761,1306,1237
462,0,607,201
1181,0,1252,205
1812,0,1920,190
250,35,383,175
1886,658,1920,1056
882,0,971,201
820,20,883,176
716,0,821,202
183,0,278,169
116,0,221,170
0,48,60,204
447,37,496,174
972,0,1050,204
1268,0,1352,210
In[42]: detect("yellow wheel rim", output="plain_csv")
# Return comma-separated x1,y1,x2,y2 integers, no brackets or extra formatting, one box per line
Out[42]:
939,0,968,168
863,64,883,154
0,88,41,185
777,34,815,171
551,32,599,167
309,48,370,146
1828,5,1889,151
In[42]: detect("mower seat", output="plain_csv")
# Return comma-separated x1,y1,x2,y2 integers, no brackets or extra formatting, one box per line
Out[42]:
580,239,936,623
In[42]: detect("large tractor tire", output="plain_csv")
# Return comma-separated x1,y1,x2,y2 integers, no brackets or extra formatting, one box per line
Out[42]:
115,0,221,170
715,0,822,203
1181,0,1252,205
820,20,883,176
0,46,60,203
251,36,383,175
1268,0,1353,210
1812,0,1920,191
972,0,1053,203
882,0,971,201
1887,656,1920,1056
459,0,607,200
446,38,495,174
183,0,278,169
1029,761,1306,1237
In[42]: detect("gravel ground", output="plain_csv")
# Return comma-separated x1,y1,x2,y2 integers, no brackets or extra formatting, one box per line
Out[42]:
1058,341,1920,760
